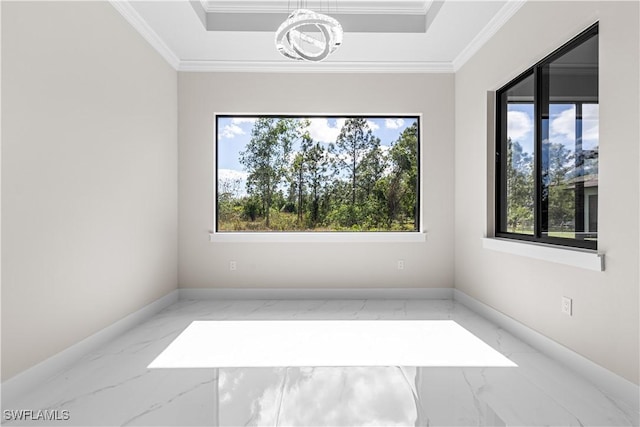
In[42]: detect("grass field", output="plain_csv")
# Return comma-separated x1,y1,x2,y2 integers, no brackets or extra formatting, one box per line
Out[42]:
218,210,416,232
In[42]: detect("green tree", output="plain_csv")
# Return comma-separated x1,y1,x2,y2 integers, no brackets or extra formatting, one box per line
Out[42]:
360,144,385,197
506,138,534,232
304,139,330,226
330,118,380,225
289,151,306,223
387,122,418,227
240,118,300,228
287,130,315,225
218,176,243,226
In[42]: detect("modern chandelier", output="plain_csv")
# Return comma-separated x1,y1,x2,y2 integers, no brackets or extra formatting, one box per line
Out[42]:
275,5,343,62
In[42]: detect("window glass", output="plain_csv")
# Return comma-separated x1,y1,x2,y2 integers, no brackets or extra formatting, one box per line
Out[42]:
496,24,598,250
541,34,598,243
216,116,420,233
499,74,535,235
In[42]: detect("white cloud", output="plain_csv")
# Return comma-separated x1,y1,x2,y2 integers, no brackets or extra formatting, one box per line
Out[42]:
220,123,245,139
507,110,533,142
582,104,599,147
306,118,382,143
217,117,256,140
218,368,286,426
582,104,598,121
254,367,416,426
549,105,599,148
385,118,405,129
218,169,248,181
550,107,576,142
307,118,346,143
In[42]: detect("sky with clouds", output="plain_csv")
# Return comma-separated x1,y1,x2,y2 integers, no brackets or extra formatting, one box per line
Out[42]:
507,103,599,157
217,367,418,426
217,116,417,193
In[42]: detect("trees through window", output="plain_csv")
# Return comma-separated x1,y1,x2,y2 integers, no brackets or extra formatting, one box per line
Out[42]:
216,116,420,232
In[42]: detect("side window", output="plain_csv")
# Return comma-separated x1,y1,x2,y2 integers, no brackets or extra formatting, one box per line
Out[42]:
496,24,598,250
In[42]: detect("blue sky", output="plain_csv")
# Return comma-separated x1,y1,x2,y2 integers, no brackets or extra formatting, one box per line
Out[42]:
216,117,417,187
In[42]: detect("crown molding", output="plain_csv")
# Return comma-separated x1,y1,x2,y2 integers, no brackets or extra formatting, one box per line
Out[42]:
178,60,454,73
109,0,180,69
452,0,527,72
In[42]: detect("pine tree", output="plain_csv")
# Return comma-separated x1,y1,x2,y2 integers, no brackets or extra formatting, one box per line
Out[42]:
240,118,299,228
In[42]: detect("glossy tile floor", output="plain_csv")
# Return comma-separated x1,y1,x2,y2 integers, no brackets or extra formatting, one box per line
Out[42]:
3,298,639,426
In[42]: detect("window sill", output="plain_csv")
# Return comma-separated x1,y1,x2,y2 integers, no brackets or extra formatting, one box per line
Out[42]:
481,237,604,272
210,231,428,243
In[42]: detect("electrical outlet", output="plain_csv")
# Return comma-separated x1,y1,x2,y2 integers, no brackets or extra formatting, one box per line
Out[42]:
229,261,237,271
397,260,405,270
561,296,572,316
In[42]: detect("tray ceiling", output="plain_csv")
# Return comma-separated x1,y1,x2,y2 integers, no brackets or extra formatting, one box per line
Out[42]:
110,0,526,72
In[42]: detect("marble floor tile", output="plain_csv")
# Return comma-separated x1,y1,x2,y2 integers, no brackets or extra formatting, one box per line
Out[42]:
1,299,638,426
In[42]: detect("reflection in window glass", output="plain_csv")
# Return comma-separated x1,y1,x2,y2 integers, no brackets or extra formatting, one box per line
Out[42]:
543,104,577,238
541,33,598,243
498,74,535,235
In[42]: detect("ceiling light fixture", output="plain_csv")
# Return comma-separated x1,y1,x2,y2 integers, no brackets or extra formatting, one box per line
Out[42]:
275,8,343,62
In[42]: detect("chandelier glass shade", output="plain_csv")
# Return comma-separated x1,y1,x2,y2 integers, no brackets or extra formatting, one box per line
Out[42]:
275,9,343,62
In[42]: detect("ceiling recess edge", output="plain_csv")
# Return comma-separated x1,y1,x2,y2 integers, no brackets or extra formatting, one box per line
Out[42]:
109,0,526,74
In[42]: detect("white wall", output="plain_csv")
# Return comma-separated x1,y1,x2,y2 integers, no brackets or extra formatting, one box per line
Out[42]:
454,1,639,384
1,1,178,381
178,73,454,289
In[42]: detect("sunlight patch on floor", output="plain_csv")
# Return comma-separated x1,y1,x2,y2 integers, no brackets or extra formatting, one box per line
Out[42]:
148,320,517,369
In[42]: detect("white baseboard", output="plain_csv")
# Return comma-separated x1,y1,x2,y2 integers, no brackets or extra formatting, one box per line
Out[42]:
453,289,639,412
178,287,454,300
1,290,179,406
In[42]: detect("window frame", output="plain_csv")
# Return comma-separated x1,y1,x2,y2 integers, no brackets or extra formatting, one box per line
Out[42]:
212,113,425,241
495,23,599,251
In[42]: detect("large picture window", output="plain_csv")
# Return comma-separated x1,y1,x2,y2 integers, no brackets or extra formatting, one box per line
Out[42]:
496,24,598,250
216,115,420,233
